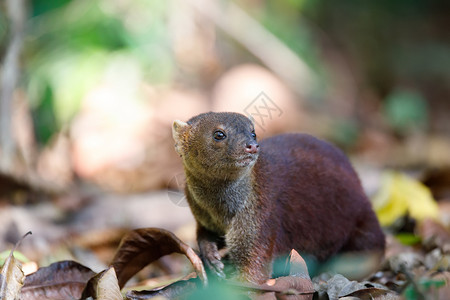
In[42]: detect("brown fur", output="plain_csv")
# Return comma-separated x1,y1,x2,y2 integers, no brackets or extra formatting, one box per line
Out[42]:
172,112,385,283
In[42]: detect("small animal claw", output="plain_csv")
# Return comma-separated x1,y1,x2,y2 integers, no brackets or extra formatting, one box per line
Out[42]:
203,248,226,279
199,240,226,279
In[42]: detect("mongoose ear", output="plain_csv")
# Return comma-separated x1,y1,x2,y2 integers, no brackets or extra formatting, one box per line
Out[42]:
172,120,189,156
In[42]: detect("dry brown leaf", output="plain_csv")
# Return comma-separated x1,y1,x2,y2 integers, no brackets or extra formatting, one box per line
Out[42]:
286,249,310,278
82,267,122,300
417,218,450,250
313,274,395,300
0,249,25,300
340,287,400,300
424,248,450,271
123,249,314,300
125,276,199,299
0,231,31,300
19,260,95,300
111,228,206,289
387,252,423,274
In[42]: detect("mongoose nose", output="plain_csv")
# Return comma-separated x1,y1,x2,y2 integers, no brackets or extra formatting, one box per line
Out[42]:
245,143,260,154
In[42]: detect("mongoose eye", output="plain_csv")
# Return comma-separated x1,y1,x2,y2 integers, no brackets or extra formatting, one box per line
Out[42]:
213,130,226,141
251,131,257,140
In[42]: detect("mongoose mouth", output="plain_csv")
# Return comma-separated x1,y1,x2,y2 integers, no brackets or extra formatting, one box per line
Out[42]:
235,154,258,167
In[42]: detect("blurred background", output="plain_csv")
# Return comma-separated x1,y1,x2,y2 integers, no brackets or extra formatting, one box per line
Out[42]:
0,0,450,285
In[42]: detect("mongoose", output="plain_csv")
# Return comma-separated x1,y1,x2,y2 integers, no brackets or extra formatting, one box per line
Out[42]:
172,112,385,283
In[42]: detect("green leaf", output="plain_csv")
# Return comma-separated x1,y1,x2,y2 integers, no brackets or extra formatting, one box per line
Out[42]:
395,233,422,246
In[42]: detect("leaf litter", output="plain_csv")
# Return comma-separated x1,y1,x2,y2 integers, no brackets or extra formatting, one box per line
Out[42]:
0,226,449,299
1,174,450,300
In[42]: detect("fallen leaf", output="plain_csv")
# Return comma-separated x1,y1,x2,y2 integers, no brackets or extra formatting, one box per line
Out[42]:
424,249,450,271
286,249,310,279
111,228,206,289
321,274,355,300
19,260,95,300
0,231,30,300
313,273,393,300
387,252,423,274
365,270,406,294
124,249,314,300
125,276,199,299
135,272,315,300
372,171,439,227
416,218,450,250
340,287,399,299
394,233,422,246
0,250,25,300
82,267,122,300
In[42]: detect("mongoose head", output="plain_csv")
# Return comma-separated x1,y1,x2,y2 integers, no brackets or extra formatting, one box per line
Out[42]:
172,112,259,180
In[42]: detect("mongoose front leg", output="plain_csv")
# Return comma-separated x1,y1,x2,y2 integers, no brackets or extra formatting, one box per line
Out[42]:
226,215,273,284
197,225,226,279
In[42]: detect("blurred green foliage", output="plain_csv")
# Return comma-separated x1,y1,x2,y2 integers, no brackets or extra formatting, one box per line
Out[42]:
258,2,322,72
299,0,449,145
384,89,428,135
11,0,450,145
330,119,360,149
31,0,72,17
25,0,175,143
301,0,450,96
0,10,7,47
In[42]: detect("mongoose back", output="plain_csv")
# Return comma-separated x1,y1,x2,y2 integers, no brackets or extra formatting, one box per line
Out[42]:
172,112,385,283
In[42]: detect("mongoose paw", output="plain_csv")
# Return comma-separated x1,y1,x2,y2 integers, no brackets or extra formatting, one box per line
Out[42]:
205,252,226,279
200,242,226,279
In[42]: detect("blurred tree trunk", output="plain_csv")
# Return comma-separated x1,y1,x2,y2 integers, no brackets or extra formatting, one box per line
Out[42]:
0,0,26,170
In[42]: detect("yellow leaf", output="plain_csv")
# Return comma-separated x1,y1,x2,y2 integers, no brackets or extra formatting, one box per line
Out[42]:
372,171,439,227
